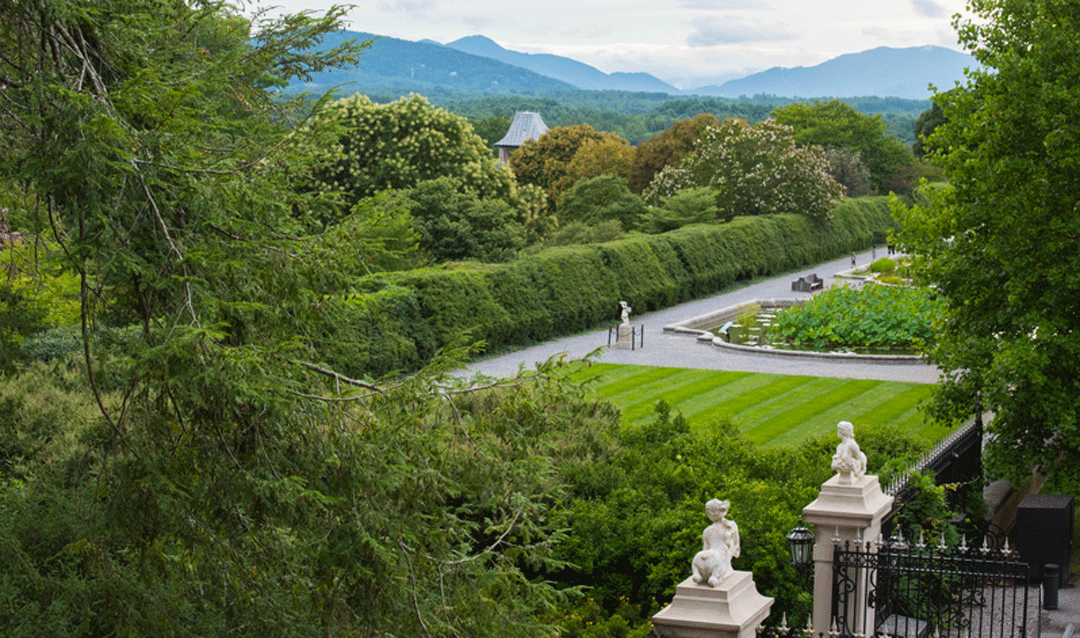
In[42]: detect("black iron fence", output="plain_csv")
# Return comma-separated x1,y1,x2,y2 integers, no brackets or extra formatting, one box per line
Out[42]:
832,536,1031,638
758,536,1032,638
881,411,984,541
607,323,644,350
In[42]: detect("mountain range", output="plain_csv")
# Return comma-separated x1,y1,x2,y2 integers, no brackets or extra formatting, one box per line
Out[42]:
696,46,977,99
288,31,977,100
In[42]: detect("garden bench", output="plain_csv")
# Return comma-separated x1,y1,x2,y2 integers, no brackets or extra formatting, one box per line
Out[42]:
791,273,823,292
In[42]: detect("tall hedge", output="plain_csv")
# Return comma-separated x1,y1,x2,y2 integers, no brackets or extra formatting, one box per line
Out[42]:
341,197,893,377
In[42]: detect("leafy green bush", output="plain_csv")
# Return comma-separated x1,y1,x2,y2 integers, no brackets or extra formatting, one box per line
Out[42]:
382,176,529,263
542,220,625,247
769,283,943,351
557,174,647,230
869,257,897,273
640,186,727,233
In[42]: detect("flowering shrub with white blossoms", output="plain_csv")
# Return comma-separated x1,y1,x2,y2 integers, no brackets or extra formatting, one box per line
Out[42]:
310,94,516,203
643,118,844,224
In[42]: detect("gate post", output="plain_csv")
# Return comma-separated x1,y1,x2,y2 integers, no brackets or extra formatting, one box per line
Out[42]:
801,423,893,637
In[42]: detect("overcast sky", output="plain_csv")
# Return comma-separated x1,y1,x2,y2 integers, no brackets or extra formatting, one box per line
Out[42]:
256,0,972,89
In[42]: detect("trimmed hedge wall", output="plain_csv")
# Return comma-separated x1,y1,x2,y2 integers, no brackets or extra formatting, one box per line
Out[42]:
326,197,895,378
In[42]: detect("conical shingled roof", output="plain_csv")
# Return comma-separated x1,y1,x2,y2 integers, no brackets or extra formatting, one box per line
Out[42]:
494,111,549,148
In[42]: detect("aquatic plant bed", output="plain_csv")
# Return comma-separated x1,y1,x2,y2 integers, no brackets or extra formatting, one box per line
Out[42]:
660,289,933,364
567,363,943,447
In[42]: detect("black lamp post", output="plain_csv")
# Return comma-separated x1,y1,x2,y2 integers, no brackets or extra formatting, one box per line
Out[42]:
786,515,814,571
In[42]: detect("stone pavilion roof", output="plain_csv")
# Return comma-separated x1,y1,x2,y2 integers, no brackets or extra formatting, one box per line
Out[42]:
494,111,549,148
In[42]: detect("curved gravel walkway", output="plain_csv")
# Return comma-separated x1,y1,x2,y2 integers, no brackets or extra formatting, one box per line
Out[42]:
458,249,942,384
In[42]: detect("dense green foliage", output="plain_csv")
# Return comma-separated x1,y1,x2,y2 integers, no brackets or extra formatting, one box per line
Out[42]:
379,176,530,262
769,283,945,351
640,187,726,233
508,124,612,210
628,113,719,193
894,0,1080,492
557,175,647,230
645,119,844,223
0,1,587,634
773,100,915,194
911,102,947,158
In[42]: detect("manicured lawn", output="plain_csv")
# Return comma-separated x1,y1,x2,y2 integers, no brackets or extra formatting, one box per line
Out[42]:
568,363,945,447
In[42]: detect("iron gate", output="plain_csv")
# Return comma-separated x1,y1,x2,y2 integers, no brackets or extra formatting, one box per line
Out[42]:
832,536,1031,638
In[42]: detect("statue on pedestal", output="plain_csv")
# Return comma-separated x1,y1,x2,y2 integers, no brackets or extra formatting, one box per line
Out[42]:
692,499,740,587
619,300,632,325
831,421,867,482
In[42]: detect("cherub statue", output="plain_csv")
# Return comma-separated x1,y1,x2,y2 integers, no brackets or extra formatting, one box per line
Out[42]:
831,421,867,482
619,300,632,325
691,499,740,587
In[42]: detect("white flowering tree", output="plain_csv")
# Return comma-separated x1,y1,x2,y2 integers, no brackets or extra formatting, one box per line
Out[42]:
309,94,554,241
311,94,515,202
643,118,843,223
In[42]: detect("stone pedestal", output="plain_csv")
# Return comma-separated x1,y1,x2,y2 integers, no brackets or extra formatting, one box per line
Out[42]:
615,323,635,349
802,474,893,637
652,571,773,638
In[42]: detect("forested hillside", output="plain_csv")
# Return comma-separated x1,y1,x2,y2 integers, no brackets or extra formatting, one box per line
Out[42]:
351,88,928,147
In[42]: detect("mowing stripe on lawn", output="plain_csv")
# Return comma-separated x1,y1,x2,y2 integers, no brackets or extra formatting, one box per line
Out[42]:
564,363,940,448
620,372,794,427
619,372,759,427
741,379,884,445
762,383,932,447
729,377,862,435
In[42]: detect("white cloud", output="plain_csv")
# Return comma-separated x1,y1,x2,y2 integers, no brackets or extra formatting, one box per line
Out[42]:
375,0,436,14
911,0,947,18
687,16,801,46
680,0,771,9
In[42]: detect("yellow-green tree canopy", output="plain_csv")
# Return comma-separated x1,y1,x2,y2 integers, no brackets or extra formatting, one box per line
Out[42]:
628,113,719,194
508,123,613,210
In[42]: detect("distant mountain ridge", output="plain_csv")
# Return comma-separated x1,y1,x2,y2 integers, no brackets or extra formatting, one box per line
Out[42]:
443,35,678,93
288,32,976,101
694,46,978,100
285,31,577,94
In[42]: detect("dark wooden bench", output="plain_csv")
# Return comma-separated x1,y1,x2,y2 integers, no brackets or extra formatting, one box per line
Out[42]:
791,273,824,292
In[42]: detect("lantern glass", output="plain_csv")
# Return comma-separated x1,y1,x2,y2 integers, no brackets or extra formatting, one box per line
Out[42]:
786,517,814,570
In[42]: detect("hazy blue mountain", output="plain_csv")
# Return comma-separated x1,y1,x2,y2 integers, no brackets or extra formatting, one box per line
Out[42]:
283,31,577,94
444,35,679,93
692,46,977,100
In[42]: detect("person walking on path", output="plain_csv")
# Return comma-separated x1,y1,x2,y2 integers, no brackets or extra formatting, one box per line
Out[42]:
850,252,856,268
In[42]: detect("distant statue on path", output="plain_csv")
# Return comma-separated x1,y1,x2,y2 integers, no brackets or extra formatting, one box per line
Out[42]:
831,421,867,482
619,300,632,325
691,499,741,587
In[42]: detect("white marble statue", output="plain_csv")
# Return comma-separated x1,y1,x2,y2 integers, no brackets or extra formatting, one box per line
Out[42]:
831,421,867,481
619,300,632,325
691,499,741,587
